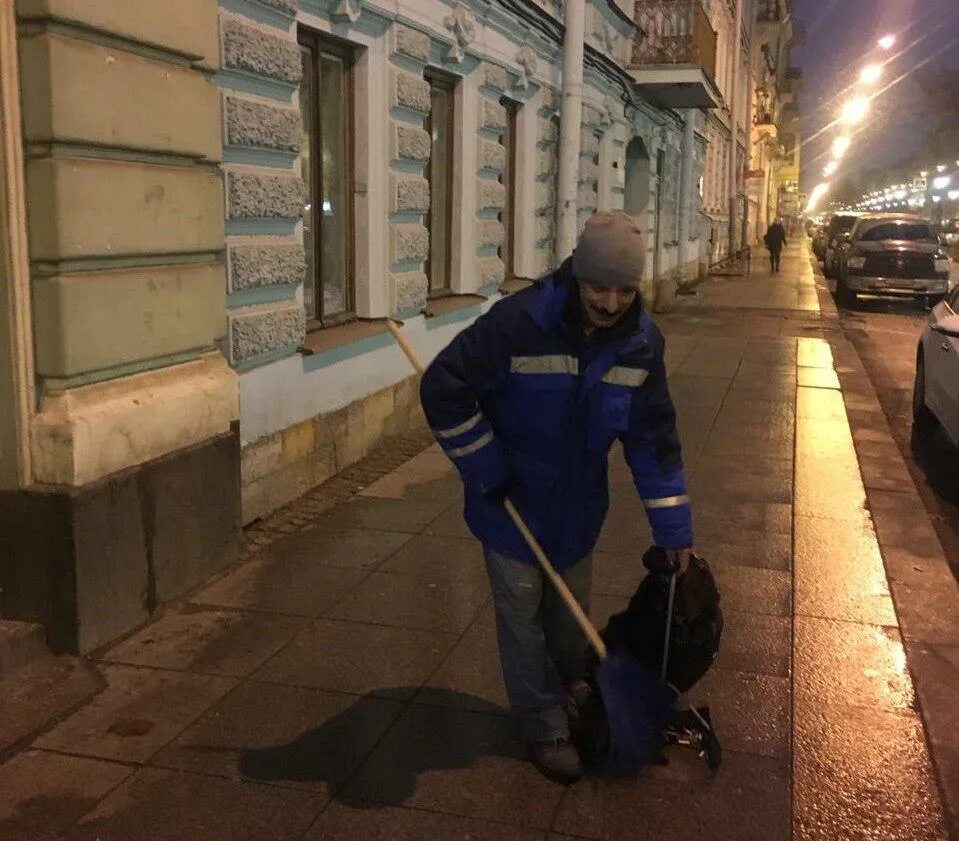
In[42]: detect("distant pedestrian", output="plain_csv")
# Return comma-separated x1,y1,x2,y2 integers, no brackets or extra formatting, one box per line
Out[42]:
764,219,788,272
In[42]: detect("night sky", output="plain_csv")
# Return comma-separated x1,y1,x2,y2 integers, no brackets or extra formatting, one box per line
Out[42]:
791,0,959,193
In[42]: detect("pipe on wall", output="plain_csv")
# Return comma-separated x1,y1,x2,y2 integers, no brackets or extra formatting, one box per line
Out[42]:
554,0,586,262
678,110,696,280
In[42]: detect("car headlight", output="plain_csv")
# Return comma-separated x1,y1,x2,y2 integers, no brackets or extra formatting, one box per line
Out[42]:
935,258,952,273
847,256,866,269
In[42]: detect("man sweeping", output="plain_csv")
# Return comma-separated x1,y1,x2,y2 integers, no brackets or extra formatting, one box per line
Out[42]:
420,211,694,784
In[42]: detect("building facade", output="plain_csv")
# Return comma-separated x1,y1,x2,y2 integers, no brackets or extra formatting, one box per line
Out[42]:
1,0,724,653
697,0,751,262
748,0,802,243
773,64,803,234
693,0,804,257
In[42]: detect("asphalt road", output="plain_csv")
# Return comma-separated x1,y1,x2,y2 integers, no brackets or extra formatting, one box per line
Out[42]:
830,274,959,581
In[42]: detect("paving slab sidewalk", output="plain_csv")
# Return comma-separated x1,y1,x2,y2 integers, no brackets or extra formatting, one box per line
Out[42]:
0,245,953,841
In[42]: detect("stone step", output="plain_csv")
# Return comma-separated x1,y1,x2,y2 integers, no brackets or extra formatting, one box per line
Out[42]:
0,620,103,760
0,620,47,679
0,654,103,760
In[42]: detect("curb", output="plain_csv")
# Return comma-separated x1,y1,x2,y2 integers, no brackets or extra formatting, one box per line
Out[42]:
812,252,959,840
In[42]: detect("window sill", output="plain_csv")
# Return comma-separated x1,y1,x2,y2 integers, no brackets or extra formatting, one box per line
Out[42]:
424,293,487,318
300,318,391,355
500,277,534,294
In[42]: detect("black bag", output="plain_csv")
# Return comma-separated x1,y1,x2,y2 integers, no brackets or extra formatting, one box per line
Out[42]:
602,546,723,692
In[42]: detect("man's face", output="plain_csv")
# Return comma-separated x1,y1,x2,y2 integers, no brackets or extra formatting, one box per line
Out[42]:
577,279,638,330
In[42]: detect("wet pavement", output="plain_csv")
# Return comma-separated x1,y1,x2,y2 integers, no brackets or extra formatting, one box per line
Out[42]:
1,245,956,840
830,287,959,580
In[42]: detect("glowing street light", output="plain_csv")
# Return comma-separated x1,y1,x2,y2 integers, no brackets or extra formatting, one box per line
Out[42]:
878,35,895,50
841,96,870,125
823,161,839,177
831,135,852,159
860,64,882,85
933,175,952,190
806,182,831,214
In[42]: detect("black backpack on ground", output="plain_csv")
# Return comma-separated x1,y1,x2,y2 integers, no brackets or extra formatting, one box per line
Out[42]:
573,547,724,767
603,546,723,692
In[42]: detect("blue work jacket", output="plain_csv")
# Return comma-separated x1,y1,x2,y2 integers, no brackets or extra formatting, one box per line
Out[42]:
419,267,693,569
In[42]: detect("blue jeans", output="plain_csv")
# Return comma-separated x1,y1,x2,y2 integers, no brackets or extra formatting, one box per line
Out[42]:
483,546,593,742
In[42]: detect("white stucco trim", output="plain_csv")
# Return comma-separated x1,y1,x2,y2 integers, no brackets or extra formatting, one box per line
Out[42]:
451,68,480,294
353,33,390,317
597,120,624,212
512,87,539,279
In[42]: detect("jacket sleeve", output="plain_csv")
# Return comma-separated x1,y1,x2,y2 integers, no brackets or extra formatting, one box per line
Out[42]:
419,306,512,493
620,334,693,550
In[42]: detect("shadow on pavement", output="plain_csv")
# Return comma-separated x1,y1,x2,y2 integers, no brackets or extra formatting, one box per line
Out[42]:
237,687,515,807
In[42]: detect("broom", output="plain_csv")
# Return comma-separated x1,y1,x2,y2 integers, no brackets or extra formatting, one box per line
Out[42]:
387,319,673,772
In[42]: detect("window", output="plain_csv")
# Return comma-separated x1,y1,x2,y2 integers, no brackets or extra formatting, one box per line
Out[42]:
298,30,354,325
857,222,937,243
500,99,519,281
425,71,456,296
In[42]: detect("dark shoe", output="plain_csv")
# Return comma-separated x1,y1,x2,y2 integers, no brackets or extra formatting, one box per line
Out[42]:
527,737,583,784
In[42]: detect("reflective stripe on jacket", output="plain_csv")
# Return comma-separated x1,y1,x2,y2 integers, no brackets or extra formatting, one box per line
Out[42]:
419,272,693,569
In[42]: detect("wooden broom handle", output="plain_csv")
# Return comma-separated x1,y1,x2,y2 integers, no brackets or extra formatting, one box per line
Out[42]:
503,499,608,659
387,319,608,660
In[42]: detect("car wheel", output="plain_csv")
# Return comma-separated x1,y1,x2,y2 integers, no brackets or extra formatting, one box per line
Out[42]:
912,351,937,445
835,273,856,307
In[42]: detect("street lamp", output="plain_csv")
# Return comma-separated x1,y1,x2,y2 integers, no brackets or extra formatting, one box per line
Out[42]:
823,161,839,177
878,35,895,50
831,135,851,159
841,96,870,125
805,183,830,214
860,64,882,85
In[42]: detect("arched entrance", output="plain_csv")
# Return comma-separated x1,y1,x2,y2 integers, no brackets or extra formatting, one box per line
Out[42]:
623,136,658,282
623,136,651,216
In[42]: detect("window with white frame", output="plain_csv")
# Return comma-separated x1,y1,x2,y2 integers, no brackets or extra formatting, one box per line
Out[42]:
425,70,457,296
298,28,355,325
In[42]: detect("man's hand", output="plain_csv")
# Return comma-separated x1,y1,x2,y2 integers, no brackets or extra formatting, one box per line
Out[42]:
482,477,516,507
666,548,693,575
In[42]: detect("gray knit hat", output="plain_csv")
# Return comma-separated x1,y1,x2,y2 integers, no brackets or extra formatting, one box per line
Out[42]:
572,211,646,288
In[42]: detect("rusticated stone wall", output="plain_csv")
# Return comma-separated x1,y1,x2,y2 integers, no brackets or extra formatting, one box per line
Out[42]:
218,6,306,367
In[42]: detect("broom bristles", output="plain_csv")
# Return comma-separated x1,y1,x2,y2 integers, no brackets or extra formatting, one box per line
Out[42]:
595,644,676,773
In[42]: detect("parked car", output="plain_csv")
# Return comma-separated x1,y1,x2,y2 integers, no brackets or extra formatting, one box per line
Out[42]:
913,284,959,448
823,212,861,278
833,214,952,307
811,224,828,260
